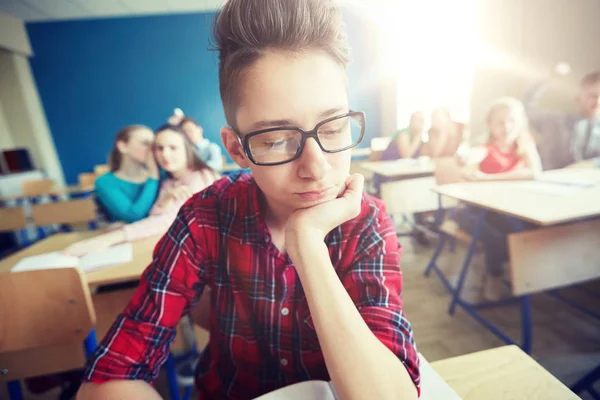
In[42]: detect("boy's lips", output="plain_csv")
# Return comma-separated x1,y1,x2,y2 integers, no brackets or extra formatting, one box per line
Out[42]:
296,186,335,201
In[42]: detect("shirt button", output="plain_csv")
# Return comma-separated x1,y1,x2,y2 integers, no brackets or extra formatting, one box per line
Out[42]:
263,236,270,243
280,358,288,366
281,307,289,316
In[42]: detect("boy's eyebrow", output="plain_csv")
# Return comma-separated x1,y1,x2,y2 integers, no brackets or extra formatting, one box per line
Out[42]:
249,107,348,131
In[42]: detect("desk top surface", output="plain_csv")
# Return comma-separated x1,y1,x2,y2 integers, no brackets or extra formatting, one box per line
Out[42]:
0,231,160,286
434,168,600,226
431,345,578,400
359,159,435,178
0,185,95,202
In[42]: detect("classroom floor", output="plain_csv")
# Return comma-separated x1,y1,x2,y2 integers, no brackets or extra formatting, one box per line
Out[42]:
3,236,600,399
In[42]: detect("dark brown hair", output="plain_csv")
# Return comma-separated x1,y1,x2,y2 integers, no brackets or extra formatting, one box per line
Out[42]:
581,70,600,88
154,124,211,176
108,125,151,171
213,0,351,129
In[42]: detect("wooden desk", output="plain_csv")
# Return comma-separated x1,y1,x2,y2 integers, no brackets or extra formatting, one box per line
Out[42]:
433,169,600,226
358,159,448,216
432,345,578,400
433,168,600,295
0,231,161,286
0,185,95,203
359,158,435,179
429,168,600,352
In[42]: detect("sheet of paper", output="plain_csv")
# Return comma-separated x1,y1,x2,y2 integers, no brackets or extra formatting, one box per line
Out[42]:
11,252,78,272
253,380,335,400
538,175,600,188
419,354,463,400
79,243,133,272
515,181,585,197
11,243,133,273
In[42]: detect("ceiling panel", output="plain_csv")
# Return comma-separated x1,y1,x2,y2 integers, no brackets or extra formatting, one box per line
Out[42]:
0,0,224,21
121,0,169,14
67,0,123,14
0,0,49,20
24,0,92,20
167,0,225,12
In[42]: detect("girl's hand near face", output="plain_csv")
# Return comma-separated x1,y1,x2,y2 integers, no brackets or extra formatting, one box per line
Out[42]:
157,186,194,208
460,167,487,181
146,152,159,179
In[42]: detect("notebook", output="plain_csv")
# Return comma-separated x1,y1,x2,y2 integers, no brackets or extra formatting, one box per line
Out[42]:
253,354,462,399
11,243,133,273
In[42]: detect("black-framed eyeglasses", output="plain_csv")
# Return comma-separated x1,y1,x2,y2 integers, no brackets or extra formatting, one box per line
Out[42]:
234,111,366,166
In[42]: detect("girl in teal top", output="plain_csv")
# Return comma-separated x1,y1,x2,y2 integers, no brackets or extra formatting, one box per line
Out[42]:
95,125,160,223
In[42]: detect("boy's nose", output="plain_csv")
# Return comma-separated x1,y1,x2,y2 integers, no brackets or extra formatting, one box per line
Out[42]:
297,138,329,181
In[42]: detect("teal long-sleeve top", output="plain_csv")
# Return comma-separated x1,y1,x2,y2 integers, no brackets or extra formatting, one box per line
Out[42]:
95,172,159,223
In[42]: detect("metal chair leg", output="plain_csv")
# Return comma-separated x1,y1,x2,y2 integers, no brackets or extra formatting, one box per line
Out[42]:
165,353,181,400
7,380,23,400
448,208,487,315
571,363,600,397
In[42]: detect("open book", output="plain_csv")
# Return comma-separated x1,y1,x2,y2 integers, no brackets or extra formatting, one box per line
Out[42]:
253,354,462,399
11,243,133,273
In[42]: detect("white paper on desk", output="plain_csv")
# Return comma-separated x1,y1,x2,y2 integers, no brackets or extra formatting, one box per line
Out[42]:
538,175,600,188
419,354,463,400
252,355,462,400
11,243,133,273
515,181,585,197
253,381,336,400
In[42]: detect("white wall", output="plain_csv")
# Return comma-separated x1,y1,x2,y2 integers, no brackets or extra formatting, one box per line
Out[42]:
471,0,600,138
0,12,32,56
0,49,65,184
0,101,14,149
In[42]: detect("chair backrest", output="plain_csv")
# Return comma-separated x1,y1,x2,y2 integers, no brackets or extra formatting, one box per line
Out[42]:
94,164,110,176
434,157,464,185
31,198,97,226
0,268,96,381
22,179,55,197
0,207,27,233
78,172,97,188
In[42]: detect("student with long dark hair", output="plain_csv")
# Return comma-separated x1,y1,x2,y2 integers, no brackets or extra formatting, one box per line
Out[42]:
95,125,159,223
65,124,220,256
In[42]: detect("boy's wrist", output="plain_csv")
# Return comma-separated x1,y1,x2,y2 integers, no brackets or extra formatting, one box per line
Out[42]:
286,230,328,267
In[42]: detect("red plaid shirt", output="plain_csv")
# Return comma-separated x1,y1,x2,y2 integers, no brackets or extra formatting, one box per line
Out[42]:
83,173,420,399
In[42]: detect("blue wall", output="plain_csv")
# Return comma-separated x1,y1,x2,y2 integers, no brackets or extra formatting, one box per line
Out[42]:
27,10,381,184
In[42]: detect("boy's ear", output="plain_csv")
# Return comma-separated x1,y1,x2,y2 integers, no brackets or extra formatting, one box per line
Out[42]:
221,126,251,168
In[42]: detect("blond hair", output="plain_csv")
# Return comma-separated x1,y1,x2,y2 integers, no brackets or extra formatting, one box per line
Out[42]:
486,97,531,156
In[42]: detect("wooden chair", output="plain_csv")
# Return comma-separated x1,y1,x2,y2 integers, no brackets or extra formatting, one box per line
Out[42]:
424,157,484,296
0,207,29,254
0,207,27,233
94,165,110,176
21,179,55,198
31,198,98,239
78,173,97,188
433,157,473,244
167,288,212,400
0,268,98,399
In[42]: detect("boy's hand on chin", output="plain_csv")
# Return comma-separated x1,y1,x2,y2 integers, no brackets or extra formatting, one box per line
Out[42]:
286,174,364,251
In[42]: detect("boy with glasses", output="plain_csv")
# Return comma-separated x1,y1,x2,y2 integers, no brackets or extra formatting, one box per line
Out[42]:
77,0,420,399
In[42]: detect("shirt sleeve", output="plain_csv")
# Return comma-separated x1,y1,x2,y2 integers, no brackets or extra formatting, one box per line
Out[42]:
95,176,159,223
340,203,421,395
124,171,218,242
82,202,211,383
522,82,562,135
